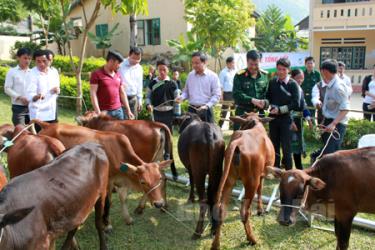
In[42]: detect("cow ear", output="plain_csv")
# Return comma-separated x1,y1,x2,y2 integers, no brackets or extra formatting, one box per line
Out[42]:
119,163,138,174
308,177,326,190
266,166,284,179
229,116,247,124
0,207,34,228
158,160,173,169
260,117,274,124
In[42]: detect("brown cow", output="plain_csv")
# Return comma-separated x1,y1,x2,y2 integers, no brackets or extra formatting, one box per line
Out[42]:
3,125,66,178
76,111,177,212
77,111,177,178
211,113,275,250
268,147,375,250
177,113,225,239
0,142,109,250
32,120,171,229
0,164,7,191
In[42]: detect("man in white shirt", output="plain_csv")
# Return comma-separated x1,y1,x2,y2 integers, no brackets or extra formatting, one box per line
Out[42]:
176,51,221,123
118,47,143,119
337,61,353,97
26,50,60,131
218,56,236,127
4,48,32,125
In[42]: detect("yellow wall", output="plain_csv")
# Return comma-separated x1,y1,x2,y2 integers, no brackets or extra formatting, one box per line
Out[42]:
67,0,187,59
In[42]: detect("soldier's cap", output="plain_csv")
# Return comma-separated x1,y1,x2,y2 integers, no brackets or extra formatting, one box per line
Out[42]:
107,49,124,63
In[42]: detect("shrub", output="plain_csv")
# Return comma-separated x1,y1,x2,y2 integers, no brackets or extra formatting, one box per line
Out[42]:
10,41,42,59
58,75,92,111
53,55,105,73
0,66,10,90
343,119,375,149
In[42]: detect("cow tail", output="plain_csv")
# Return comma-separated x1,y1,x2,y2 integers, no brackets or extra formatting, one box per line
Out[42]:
216,144,238,204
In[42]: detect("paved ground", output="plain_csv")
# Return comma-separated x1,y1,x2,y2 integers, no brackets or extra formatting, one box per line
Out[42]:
348,93,364,119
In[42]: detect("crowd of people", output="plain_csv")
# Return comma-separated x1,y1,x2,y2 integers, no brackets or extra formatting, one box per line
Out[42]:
4,46,375,170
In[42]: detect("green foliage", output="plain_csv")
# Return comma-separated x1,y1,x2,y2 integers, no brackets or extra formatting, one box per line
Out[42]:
58,75,92,111
10,41,42,59
88,23,121,52
0,66,10,90
0,26,18,36
254,5,307,52
184,0,255,59
114,0,149,15
0,0,26,23
53,55,105,73
343,119,375,149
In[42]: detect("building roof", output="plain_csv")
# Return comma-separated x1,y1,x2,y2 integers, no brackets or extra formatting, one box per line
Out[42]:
295,16,309,31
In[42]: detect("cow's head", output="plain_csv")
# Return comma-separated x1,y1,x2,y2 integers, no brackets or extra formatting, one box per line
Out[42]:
267,166,326,226
126,160,173,208
0,124,15,141
76,111,113,126
230,112,273,130
174,112,201,134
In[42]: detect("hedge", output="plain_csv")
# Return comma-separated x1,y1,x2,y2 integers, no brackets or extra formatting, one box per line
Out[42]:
59,75,92,111
53,55,106,73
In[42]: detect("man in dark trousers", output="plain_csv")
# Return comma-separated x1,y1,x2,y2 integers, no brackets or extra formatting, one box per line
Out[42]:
146,59,178,132
263,58,300,170
302,56,321,123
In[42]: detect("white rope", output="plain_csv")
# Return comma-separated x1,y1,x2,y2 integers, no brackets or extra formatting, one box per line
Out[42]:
0,123,35,154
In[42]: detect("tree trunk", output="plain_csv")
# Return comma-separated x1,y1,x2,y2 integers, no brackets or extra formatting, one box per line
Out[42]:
129,14,137,48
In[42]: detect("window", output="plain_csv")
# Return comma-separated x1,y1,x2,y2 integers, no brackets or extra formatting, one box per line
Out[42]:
334,10,337,17
327,10,330,18
136,18,161,46
341,9,344,16
322,0,369,3
95,24,108,49
320,46,366,69
355,8,358,16
321,11,324,18
348,9,351,17
137,20,145,46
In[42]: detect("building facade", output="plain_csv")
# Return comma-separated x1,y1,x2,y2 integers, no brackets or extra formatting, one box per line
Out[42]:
68,0,188,59
309,0,375,90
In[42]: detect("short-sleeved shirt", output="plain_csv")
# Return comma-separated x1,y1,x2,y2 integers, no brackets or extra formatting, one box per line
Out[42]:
219,67,236,92
322,75,350,125
302,69,321,106
90,67,122,111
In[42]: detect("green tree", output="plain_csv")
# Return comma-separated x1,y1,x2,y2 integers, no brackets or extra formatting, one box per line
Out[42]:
88,23,121,57
254,5,307,52
184,0,255,70
114,0,148,48
0,0,26,23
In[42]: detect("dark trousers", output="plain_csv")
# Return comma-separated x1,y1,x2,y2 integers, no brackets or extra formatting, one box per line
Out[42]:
188,106,214,123
124,96,138,120
153,110,174,133
321,118,346,155
219,92,233,127
363,103,375,121
270,116,292,170
106,107,124,120
11,105,30,126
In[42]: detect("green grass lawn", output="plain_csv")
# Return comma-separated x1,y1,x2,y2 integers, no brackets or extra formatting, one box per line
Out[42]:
1,92,375,249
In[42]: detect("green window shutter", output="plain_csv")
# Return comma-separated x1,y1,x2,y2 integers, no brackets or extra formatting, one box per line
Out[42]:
95,24,108,49
151,18,161,45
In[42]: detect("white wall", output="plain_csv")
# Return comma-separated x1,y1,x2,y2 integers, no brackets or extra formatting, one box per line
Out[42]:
0,36,30,60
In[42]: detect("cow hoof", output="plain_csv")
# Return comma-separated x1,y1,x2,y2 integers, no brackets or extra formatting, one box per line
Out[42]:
134,206,145,215
210,244,220,250
104,225,113,234
125,218,134,225
247,239,257,246
191,233,201,240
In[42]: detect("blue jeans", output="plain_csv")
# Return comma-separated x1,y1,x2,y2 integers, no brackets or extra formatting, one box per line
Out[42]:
321,118,346,155
106,108,124,120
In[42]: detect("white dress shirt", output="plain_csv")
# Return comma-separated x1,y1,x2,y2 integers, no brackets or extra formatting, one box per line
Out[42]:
181,68,221,108
311,81,328,107
219,67,236,92
4,65,31,105
119,58,143,102
339,74,353,97
26,67,60,121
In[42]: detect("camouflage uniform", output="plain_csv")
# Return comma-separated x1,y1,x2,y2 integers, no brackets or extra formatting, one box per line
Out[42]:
232,68,269,129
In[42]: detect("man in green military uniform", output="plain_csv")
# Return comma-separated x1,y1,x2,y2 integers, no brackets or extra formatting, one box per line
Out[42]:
302,56,321,122
233,50,269,130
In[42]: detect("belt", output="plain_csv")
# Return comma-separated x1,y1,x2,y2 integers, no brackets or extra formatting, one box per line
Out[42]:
154,106,173,112
127,95,137,99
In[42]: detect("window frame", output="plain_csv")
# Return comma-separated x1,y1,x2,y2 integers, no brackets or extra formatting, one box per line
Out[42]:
320,46,366,70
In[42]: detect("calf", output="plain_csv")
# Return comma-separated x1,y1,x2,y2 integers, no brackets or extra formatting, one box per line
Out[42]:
5,125,65,178
0,142,109,250
268,147,375,250
177,113,225,239
211,113,275,250
33,120,171,229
